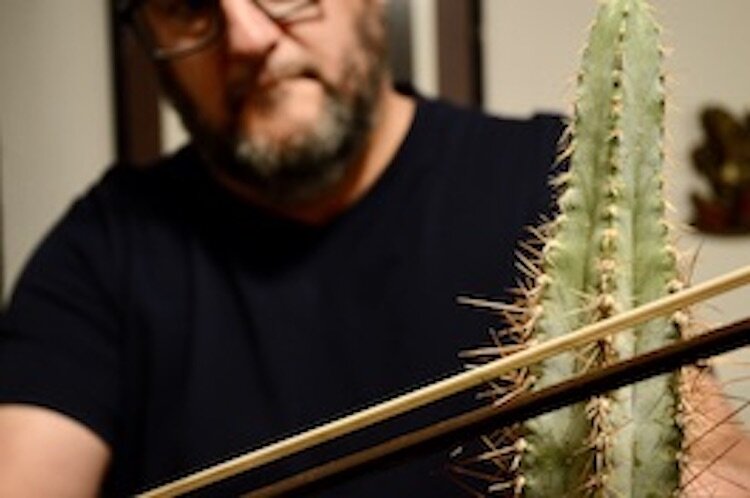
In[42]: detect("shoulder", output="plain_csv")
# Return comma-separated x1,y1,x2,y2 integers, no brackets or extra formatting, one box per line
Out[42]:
396,97,567,230
412,96,565,144
85,146,204,214
33,146,212,259
405,97,565,180
10,146,204,309
405,96,565,183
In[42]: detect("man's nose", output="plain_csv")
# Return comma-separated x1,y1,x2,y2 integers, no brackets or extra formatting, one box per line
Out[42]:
221,0,282,57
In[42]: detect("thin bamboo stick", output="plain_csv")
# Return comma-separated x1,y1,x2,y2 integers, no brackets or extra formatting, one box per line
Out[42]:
138,265,750,497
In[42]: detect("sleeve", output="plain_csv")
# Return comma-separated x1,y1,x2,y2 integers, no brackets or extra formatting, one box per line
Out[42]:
0,189,122,446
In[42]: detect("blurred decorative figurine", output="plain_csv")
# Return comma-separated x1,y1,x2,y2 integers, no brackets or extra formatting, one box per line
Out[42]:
691,106,750,234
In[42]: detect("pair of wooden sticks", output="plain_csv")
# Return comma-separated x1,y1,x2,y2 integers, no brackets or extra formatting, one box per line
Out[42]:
140,265,750,497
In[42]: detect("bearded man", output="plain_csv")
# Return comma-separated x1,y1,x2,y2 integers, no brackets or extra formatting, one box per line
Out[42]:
0,1,562,496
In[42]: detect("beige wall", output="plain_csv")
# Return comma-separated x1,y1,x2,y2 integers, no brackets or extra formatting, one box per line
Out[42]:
482,0,750,417
0,0,115,298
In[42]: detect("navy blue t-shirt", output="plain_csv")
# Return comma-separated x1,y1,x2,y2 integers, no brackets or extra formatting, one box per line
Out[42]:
0,98,563,496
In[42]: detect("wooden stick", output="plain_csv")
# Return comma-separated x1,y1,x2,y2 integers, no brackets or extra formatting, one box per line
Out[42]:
138,265,750,497
241,316,750,497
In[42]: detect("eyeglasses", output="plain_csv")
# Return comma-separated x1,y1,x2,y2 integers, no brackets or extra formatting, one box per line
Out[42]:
118,0,321,60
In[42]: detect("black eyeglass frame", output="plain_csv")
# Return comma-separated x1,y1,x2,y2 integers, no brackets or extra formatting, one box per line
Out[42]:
116,0,320,61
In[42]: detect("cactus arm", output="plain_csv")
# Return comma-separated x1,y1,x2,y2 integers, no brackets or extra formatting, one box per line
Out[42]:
616,2,683,496
520,2,632,496
519,1,684,497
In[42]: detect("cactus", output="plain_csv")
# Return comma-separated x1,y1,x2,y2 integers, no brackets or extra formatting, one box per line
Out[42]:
455,0,689,496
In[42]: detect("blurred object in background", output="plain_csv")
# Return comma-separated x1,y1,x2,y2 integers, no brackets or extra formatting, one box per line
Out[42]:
691,106,750,235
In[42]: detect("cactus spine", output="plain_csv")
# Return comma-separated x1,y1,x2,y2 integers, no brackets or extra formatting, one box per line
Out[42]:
460,0,687,496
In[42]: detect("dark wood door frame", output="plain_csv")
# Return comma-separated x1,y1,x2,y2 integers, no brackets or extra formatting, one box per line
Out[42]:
437,0,483,108
110,9,161,166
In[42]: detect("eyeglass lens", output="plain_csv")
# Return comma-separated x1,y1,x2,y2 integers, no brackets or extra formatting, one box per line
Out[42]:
133,0,319,59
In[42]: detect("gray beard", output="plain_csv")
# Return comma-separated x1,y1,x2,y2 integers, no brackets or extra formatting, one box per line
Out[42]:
218,72,380,205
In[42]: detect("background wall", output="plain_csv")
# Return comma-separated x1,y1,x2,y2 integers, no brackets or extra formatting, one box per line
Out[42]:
482,0,750,415
0,0,114,299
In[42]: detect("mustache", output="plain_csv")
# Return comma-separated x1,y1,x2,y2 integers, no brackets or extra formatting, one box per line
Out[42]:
228,61,328,106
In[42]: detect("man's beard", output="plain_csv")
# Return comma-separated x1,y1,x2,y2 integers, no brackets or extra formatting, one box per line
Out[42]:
161,13,388,206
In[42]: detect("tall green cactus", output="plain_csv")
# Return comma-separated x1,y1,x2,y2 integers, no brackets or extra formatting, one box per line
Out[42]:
458,0,687,496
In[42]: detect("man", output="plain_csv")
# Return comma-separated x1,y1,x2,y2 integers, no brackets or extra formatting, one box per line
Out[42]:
0,0,562,496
